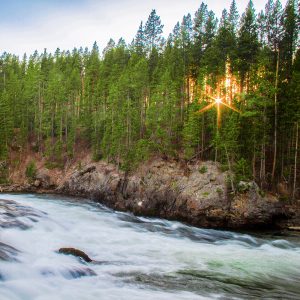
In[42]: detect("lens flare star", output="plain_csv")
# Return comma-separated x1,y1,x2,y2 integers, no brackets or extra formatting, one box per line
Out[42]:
197,96,241,129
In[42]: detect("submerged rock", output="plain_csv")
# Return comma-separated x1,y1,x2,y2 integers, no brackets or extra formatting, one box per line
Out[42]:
40,266,96,279
0,242,19,262
0,199,45,230
64,267,96,278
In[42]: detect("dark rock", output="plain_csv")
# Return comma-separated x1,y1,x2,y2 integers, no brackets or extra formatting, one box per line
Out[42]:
58,247,93,263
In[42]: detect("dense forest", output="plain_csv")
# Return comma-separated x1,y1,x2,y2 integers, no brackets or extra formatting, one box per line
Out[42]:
0,0,299,197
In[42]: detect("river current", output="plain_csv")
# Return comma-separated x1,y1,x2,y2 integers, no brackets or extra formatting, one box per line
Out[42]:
0,194,299,300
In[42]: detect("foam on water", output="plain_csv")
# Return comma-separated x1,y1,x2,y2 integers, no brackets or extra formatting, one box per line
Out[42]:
0,193,299,300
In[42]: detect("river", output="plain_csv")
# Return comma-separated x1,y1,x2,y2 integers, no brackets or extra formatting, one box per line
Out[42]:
0,194,299,300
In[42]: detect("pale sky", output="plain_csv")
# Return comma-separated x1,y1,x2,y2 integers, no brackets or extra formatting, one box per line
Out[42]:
0,0,288,56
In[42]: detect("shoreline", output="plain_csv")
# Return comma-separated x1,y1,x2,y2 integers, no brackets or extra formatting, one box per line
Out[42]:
1,158,299,231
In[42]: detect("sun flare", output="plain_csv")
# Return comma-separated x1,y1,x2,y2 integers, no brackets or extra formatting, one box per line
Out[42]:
197,95,241,129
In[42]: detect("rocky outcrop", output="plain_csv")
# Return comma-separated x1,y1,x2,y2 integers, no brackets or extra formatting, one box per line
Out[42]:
57,159,291,229
228,182,288,228
1,156,297,230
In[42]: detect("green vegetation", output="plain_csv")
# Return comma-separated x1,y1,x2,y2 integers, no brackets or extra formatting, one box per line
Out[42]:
25,161,37,180
199,166,208,174
0,1,299,197
0,161,8,184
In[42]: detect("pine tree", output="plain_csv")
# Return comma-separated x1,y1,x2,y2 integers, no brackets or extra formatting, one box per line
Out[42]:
0,91,13,159
144,9,164,52
229,0,240,32
237,0,259,90
134,21,146,55
192,2,208,68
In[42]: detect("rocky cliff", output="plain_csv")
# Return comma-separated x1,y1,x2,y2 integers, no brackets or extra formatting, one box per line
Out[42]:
57,159,292,229
1,157,298,230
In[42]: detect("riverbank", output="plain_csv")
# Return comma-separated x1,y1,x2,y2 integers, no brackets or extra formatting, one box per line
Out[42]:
1,154,299,230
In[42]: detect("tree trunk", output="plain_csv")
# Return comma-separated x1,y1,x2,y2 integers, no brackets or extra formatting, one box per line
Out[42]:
293,122,298,200
271,50,280,183
225,145,235,193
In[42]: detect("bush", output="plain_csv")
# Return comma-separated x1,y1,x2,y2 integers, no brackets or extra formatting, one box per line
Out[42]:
233,158,251,183
26,161,37,180
199,166,208,174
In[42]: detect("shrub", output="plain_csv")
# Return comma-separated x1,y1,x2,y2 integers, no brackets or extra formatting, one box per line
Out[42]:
26,161,37,180
199,166,208,174
233,158,251,183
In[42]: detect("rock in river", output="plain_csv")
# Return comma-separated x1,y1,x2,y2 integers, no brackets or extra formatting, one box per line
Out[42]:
58,247,93,263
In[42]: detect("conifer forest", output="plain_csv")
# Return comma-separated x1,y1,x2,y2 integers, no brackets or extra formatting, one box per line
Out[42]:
0,0,299,197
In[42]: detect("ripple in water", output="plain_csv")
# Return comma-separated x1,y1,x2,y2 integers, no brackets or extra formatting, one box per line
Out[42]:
0,193,299,300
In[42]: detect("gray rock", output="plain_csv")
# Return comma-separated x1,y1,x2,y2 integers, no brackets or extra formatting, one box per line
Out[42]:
57,160,289,229
36,170,51,188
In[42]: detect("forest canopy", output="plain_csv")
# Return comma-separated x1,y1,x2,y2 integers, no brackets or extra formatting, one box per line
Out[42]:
0,0,299,196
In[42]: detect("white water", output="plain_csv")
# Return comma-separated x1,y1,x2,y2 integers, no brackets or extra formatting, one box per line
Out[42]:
0,194,300,300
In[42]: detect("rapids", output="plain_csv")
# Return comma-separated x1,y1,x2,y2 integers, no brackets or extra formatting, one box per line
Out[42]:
0,194,299,300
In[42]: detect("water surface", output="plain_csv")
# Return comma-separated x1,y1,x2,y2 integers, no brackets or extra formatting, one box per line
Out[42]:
0,194,299,300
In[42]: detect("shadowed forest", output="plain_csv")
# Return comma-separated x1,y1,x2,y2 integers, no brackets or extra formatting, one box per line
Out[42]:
0,0,299,197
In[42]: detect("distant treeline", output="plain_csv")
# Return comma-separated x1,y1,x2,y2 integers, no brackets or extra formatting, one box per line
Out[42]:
0,0,299,196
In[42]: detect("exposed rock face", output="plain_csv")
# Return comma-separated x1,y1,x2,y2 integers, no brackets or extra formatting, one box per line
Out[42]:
57,159,290,229
0,156,296,229
228,182,287,228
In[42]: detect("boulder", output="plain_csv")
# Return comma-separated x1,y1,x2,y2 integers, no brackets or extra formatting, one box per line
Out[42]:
36,169,51,188
58,247,93,263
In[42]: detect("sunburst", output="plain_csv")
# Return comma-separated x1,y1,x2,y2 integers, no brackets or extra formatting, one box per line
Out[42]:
197,96,241,129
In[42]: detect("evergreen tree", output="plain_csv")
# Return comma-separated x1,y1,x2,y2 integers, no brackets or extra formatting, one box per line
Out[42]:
144,9,164,52
0,0,299,194
237,0,259,90
229,0,240,32
134,21,146,55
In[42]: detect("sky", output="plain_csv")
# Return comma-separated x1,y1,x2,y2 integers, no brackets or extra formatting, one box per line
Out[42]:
0,0,288,56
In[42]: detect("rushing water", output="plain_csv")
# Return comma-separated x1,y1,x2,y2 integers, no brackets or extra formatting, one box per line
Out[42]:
0,194,300,300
